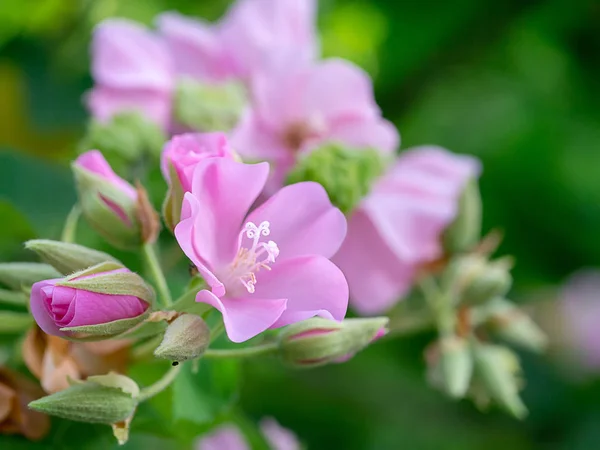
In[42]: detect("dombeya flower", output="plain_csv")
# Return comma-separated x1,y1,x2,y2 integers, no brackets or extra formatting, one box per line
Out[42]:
232,59,399,192
175,158,348,342
87,19,173,130
196,419,299,450
333,146,481,315
30,263,152,338
73,150,140,248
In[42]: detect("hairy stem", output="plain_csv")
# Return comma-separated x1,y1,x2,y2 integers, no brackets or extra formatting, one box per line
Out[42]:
137,364,181,402
203,343,278,359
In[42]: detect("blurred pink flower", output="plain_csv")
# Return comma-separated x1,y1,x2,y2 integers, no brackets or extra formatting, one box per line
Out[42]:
161,132,235,193
157,0,317,83
232,59,399,191
175,158,348,342
196,419,300,450
260,418,300,450
561,270,600,370
87,19,174,129
30,269,149,338
333,146,481,315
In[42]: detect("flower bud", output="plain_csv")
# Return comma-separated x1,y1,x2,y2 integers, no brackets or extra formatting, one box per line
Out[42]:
25,239,121,275
286,143,387,214
278,317,388,368
0,262,60,291
443,179,482,254
154,314,210,362
480,298,548,353
79,111,166,163
30,262,152,338
427,336,473,399
173,78,247,132
471,342,527,419
444,255,512,306
28,378,137,424
72,150,141,249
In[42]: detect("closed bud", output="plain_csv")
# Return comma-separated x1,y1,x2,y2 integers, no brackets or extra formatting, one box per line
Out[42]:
79,111,166,163
154,314,210,363
480,298,548,353
471,342,527,419
174,78,247,132
286,143,388,214
278,317,388,368
443,179,482,254
25,239,121,275
427,336,473,399
72,150,141,249
0,262,60,291
28,379,137,424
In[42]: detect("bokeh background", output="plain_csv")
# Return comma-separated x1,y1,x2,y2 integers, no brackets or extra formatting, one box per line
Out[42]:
1,0,600,448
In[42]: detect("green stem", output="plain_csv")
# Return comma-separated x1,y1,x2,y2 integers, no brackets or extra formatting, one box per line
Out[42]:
137,364,181,402
61,204,81,243
142,243,173,307
386,310,434,339
204,343,278,359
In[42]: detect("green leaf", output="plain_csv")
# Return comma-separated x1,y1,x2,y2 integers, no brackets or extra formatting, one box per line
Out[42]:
0,310,32,333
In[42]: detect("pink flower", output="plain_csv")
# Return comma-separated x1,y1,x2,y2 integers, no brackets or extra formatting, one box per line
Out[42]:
232,59,399,191
157,0,317,83
195,420,299,450
561,270,600,370
175,158,348,342
30,269,150,338
260,418,300,450
74,150,137,225
333,146,481,315
87,19,174,129
161,132,235,193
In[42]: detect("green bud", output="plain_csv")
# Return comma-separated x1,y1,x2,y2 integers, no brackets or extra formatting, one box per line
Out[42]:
79,112,166,163
428,336,473,399
72,162,142,249
85,373,140,398
154,314,210,362
286,143,388,214
25,239,121,275
471,342,527,419
0,262,60,290
278,317,388,368
480,298,548,353
443,179,482,254
174,78,247,132
28,381,137,424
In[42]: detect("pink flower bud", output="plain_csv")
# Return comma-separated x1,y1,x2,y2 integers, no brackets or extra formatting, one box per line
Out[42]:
30,267,151,338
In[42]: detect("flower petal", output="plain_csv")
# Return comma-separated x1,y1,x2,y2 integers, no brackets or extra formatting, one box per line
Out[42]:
251,255,348,328
196,424,250,450
333,210,416,315
30,279,63,336
75,150,137,199
174,159,270,272
196,290,286,343
64,290,148,328
326,117,399,154
246,182,346,259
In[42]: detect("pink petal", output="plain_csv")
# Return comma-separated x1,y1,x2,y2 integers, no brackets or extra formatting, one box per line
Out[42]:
362,146,481,263
196,424,249,450
333,210,417,315
174,158,269,275
75,150,137,199
92,18,173,91
231,111,289,161
30,279,63,336
252,255,348,328
326,117,399,154
246,182,346,259
65,290,148,328
196,290,286,343
86,86,172,130
260,418,300,450
156,12,235,82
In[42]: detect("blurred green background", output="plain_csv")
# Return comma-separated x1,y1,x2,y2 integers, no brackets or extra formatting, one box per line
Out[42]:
2,0,600,449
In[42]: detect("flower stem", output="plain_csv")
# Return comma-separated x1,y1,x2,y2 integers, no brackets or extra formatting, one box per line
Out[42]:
61,204,81,243
137,364,181,402
385,310,434,339
203,342,278,359
142,243,173,307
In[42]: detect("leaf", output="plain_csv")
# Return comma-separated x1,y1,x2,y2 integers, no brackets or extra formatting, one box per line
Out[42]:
0,311,32,333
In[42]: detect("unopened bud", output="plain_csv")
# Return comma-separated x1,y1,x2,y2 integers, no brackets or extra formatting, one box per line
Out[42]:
427,336,473,399
278,317,388,368
174,78,247,132
286,143,387,214
471,342,527,419
443,179,482,254
154,314,210,362
28,379,138,424
25,239,121,275
0,262,60,290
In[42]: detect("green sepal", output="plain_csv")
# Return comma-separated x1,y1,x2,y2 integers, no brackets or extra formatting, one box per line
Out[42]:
162,162,186,232
154,314,210,362
0,262,61,290
25,239,121,275
437,337,473,399
60,310,150,336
